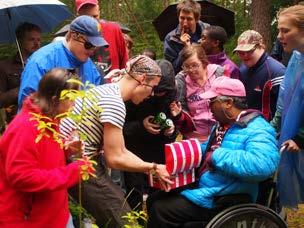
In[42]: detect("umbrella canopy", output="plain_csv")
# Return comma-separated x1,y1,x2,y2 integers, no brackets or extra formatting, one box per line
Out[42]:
153,0,235,41
0,0,72,43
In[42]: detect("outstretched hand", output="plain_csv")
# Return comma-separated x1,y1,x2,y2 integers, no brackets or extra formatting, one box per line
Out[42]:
155,164,173,192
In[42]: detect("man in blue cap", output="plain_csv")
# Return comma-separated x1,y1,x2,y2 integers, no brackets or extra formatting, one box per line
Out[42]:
18,15,108,108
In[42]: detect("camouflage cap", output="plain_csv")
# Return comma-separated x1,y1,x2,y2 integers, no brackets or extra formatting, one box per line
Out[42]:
126,55,162,77
233,30,263,52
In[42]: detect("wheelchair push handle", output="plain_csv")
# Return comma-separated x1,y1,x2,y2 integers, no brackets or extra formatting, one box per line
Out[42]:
279,145,287,154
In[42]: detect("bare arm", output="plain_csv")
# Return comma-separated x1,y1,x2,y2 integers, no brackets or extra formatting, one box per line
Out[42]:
103,122,152,172
103,122,173,190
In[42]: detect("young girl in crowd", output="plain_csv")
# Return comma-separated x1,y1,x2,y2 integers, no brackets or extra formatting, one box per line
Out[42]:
0,68,87,227
271,4,304,208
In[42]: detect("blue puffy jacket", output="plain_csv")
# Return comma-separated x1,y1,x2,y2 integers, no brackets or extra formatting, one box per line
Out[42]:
181,110,280,208
18,41,101,108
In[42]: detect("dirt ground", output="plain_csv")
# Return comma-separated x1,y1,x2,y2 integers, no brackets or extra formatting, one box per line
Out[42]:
287,204,304,228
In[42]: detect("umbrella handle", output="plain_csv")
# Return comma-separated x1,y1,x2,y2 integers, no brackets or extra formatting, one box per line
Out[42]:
15,37,25,68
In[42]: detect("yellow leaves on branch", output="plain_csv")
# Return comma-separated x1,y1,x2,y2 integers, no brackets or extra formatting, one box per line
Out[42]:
78,157,97,181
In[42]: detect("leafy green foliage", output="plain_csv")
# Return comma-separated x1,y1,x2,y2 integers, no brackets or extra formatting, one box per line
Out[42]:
122,210,147,228
29,113,64,145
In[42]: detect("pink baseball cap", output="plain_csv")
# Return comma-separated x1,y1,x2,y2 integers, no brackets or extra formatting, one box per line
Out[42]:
76,0,98,13
200,76,246,99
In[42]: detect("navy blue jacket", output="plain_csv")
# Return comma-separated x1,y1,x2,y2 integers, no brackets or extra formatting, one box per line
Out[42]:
239,52,286,120
164,21,209,74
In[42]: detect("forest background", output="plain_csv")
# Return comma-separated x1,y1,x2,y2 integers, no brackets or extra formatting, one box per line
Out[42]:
0,0,304,226
0,0,302,62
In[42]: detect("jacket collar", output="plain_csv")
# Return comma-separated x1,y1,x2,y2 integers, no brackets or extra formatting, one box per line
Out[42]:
234,109,263,127
207,51,227,65
62,39,83,67
248,52,268,72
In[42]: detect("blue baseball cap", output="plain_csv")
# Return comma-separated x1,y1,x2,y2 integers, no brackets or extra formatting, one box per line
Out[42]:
70,15,108,47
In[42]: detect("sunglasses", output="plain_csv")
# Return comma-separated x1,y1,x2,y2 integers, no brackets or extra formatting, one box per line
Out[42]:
73,33,96,50
129,73,156,95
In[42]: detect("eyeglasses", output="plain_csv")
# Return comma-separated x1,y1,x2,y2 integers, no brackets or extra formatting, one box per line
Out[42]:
73,34,96,50
129,73,155,96
182,63,202,72
209,97,220,105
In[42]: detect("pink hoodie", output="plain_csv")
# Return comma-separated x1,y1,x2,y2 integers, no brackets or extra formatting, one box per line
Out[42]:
185,64,220,136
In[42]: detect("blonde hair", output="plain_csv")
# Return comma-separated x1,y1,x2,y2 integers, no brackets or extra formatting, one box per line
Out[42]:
278,5,304,30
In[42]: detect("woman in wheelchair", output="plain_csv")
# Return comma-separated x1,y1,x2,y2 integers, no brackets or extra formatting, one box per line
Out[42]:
147,77,282,228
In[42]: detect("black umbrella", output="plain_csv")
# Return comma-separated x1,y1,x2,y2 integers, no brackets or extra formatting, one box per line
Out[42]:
153,0,235,41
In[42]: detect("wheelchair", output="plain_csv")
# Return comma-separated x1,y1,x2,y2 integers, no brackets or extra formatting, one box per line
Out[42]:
184,179,288,228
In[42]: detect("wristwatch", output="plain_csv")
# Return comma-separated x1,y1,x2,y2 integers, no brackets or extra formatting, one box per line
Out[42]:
149,162,157,176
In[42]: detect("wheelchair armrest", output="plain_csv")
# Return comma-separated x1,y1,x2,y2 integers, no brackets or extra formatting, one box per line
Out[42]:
214,194,252,208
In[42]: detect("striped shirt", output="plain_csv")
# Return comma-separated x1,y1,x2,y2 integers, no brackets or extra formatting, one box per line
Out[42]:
60,83,125,157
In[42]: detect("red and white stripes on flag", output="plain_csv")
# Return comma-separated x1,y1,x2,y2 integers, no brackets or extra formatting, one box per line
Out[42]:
149,138,202,189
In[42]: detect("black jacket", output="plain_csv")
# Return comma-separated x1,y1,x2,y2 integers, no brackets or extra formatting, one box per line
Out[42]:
123,60,177,163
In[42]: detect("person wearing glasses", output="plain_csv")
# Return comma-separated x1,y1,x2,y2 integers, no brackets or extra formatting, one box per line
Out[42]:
76,0,129,75
147,76,279,228
170,44,226,142
60,55,173,228
235,30,286,121
18,15,108,109
123,59,177,215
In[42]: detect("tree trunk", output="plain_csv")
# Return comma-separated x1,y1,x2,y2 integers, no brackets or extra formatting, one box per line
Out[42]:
243,0,247,18
251,0,272,51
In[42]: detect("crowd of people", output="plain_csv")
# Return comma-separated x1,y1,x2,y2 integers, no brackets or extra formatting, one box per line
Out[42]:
0,0,303,227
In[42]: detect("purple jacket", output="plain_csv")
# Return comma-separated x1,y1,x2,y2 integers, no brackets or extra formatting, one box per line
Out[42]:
207,51,240,79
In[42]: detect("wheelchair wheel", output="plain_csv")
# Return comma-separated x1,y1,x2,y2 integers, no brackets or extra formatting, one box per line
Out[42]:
206,203,287,228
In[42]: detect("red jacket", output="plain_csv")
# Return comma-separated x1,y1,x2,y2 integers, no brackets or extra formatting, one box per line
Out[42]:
0,98,80,228
93,20,128,75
